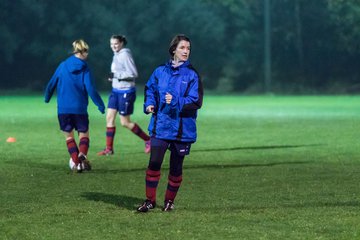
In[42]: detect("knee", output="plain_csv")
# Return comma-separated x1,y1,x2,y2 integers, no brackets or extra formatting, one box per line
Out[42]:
106,115,116,125
120,120,133,129
148,161,162,171
120,121,128,128
169,167,183,177
79,132,89,139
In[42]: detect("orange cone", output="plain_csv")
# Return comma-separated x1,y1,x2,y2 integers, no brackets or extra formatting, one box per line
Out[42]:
6,137,16,143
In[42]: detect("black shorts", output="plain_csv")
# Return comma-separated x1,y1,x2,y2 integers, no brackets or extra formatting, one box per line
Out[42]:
151,137,192,156
58,114,89,133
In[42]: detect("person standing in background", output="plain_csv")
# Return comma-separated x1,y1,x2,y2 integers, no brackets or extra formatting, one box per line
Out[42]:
97,35,151,157
45,39,105,172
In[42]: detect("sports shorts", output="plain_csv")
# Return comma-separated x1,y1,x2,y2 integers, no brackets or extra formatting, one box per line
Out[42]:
58,114,89,133
151,137,192,156
107,91,136,116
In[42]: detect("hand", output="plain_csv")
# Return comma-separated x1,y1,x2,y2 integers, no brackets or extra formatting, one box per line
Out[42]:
108,72,114,82
99,106,105,114
165,92,173,104
146,105,155,113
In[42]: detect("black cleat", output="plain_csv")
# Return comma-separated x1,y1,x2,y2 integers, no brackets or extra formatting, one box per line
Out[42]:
162,200,174,212
137,199,156,213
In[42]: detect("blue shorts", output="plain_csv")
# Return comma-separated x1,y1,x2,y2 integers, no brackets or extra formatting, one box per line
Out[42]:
107,91,136,116
58,114,89,133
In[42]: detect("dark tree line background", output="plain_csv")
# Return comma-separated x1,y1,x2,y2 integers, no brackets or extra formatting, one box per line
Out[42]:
1,0,360,94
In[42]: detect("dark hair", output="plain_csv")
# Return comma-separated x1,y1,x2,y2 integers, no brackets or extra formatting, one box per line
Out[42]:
110,35,127,46
168,34,191,57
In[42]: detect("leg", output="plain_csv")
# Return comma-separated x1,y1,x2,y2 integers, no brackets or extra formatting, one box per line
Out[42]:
163,142,191,211
78,131,91,171
120,115,151,153
98,108,117,155
106,108,118,128
64,130,79,165
137,138,168,212
119,114,135,130
164,150,185,207
78,131,89,156
145,138,169,202
58,114,83,171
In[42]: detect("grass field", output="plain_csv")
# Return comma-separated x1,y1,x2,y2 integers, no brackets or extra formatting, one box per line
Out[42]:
1,94,360,240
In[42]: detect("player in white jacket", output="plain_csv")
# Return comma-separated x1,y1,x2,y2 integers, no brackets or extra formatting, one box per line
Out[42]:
98,35,150,156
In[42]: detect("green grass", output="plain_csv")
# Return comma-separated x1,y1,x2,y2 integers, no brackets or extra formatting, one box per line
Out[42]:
1,94,360,240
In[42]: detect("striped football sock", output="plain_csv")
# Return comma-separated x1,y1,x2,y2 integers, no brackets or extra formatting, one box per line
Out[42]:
66,138,79,164
164,174,183,202
131,123,150,141
145,168,161,202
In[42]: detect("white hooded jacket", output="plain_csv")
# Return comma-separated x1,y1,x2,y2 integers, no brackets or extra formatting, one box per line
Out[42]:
111,48,138,91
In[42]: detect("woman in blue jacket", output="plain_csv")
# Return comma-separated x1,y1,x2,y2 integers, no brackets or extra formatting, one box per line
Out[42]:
45,39,105,173
137,34,203,212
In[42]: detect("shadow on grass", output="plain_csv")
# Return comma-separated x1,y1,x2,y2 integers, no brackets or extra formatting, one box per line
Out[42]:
192,143,323,153
81,192,143,210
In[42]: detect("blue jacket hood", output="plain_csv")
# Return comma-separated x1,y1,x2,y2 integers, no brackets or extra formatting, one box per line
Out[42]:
64,55,88,73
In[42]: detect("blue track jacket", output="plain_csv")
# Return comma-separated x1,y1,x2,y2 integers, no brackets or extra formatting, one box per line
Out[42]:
144,60,203,142
44,55,105,114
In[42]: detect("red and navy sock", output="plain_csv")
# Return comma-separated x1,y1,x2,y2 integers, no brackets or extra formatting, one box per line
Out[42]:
165,174,183,202
106,127,116,150
131,123,150,141
79,137,90,155
145,168,161,203
66,138,79,164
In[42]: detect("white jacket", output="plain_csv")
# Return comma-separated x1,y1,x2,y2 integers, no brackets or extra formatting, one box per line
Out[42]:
111,48,138,90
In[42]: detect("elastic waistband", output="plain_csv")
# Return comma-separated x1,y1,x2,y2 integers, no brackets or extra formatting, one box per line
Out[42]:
117,78,135,82
112,87,136,94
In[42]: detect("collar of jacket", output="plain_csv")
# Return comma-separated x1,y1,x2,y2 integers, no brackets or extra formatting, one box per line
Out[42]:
166,60,190,70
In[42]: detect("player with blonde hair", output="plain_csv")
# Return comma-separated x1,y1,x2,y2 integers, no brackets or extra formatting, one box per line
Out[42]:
45,39,105,172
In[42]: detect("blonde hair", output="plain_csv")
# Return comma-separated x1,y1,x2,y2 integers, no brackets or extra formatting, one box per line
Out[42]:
72,39,89,54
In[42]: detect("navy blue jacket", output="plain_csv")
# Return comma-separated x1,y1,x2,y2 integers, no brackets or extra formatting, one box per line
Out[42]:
144,60,203,142
44,55,105,114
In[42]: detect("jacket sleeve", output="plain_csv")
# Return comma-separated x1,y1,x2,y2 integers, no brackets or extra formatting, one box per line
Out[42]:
83,69,105,114
177,73,203,112
44,65,61,103
143,70,158,114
